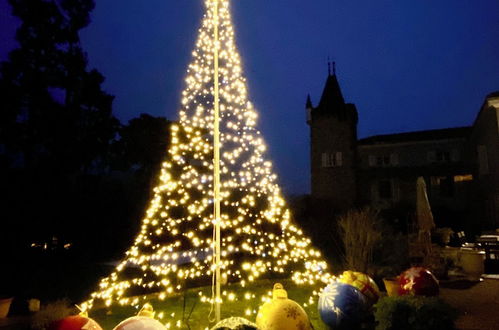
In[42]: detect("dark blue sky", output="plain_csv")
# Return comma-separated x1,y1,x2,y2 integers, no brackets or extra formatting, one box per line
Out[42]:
1,0,499,194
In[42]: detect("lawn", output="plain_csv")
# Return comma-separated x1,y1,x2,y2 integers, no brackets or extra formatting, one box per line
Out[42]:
89,278,328,329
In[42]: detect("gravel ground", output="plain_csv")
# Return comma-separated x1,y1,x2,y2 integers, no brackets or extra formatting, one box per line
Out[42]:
440,278,499,330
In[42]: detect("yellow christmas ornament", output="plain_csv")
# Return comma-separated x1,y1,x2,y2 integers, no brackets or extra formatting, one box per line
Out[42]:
339,271,380,304
256,283,311,330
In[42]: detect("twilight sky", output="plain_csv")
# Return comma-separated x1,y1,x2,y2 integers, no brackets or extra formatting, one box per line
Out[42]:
1,0,499,194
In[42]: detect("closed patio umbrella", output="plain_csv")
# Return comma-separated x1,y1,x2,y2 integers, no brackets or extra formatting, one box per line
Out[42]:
416,177,435,259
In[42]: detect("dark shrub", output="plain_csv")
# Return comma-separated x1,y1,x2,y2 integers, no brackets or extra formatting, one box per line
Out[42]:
374,296,457,330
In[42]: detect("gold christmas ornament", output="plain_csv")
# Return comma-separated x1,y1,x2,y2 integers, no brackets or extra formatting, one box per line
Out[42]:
137,303,155,318
256,283,311,330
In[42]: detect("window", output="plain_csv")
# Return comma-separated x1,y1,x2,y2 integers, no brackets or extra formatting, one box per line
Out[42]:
335,152,343,166
368,155,376,167
436,151,451,162
427,151,436,162
431,176,454,197
321,152,343,167
377,155,390,167
454,174,473,182
428,150,455,163
378,180,393,199
368,153,399,167
430,176,441,186
390,153,399,166
451,149,460,162
439,176,455,197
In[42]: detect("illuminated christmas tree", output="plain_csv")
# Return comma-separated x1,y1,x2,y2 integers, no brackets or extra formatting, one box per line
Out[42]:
84,0,331,313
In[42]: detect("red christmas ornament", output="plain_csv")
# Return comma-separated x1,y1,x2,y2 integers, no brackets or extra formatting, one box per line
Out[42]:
398,267,439,296
49,315,102,330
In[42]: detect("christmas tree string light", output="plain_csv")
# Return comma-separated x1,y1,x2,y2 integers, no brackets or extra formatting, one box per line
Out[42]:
82,0,333,318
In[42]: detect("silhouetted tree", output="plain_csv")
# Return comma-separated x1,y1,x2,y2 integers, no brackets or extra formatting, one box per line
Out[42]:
0,1,174,300
0,0,120,253
114,113,171,176
0,0,119,173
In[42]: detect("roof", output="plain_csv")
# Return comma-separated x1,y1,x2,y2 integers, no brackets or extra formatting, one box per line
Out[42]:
317,74,345,109
358,127,472,146
306,94,313,109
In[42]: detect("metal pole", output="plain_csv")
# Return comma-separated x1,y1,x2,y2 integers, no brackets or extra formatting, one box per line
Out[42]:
212,0,222,323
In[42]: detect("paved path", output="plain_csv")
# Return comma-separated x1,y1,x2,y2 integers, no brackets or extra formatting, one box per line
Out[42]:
440,278,499,330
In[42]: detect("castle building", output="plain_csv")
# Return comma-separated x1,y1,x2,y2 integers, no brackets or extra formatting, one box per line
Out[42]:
306,68,499,231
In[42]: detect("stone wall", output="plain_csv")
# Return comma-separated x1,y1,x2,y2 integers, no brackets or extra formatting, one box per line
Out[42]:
310,112,357,210
470,94,499,228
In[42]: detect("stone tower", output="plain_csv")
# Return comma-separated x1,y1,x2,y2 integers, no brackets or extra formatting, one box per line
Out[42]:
307,65,358,211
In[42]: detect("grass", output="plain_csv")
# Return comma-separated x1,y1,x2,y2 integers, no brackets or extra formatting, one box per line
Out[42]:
89,278,328,330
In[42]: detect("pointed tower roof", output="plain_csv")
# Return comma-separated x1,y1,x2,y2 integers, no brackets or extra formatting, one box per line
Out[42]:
310,62,357,123
318,65,345,109
306,94,313,109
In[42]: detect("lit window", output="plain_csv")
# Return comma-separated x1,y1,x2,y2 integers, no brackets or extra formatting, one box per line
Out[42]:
454,174,473,182
430,176,442,186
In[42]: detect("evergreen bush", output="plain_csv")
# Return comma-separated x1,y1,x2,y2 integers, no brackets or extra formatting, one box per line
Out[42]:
374,296,457,330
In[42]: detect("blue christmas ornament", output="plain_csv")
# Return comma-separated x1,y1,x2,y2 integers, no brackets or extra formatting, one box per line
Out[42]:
318,281,368,329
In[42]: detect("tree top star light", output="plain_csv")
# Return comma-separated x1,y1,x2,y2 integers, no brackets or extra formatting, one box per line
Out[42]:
83,0,332,320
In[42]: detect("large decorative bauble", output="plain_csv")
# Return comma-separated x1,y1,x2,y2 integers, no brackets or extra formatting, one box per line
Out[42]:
113,317,166,330
211,317,257,330
339,271,380,304
113,304,167,330
318,281,368,329
48,315,102,330
398,267,439,296
256,283,311,330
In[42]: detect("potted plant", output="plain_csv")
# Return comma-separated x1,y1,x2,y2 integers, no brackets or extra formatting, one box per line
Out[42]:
382,277,400,297
0,296,13,318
